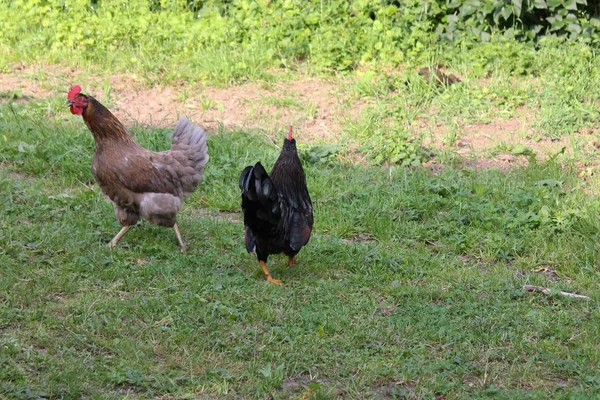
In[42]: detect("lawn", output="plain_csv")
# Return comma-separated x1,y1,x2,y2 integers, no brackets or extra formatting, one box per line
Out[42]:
2,76,600,398
3,1,600,399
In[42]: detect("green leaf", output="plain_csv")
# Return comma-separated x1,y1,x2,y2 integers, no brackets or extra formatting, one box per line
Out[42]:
493,7,502,24
546,0,562,8
547,15,566,31
535,179,563,188
460,4,479,17
501,6,513,20
564,12,578,23
482,2,497,14
510,144,533,156
382,5,398,16
504,27,516,38
512,0,523,16
531,24,544,33
533,0,548,9
447,14,459,23
566,23,582,35
564,0,578,10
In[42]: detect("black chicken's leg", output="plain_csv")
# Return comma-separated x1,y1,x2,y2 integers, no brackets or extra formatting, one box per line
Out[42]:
260,261,282,285
288,256,297,267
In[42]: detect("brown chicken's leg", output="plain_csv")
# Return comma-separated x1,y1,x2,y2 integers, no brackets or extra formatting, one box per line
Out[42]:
287,256,297,268
173,224,187,253
260,261,282,285
108,226,131,248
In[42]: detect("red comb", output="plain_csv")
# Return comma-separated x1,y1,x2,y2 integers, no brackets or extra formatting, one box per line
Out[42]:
68,85,82,101
288,125,293,141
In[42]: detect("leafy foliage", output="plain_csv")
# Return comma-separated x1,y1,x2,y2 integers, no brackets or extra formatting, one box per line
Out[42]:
442,0,600,41
1,0,599,80
300,144,343,164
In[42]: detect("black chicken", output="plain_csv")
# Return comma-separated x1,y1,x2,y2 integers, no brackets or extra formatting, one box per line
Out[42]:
239,127,313,284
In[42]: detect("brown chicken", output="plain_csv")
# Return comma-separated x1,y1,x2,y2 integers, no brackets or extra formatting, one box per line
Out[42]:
239,127,313,284
67,85,209,252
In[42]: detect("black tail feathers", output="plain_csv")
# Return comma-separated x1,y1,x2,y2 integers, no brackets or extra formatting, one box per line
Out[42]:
240,162,280,224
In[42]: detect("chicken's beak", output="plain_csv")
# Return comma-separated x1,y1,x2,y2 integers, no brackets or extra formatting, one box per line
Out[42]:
65,100,74,107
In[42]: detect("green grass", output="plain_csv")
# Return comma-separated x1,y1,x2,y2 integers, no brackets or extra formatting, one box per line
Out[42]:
3,96,600,398
341,41,600,157
3,2,600,397
4,0,600,168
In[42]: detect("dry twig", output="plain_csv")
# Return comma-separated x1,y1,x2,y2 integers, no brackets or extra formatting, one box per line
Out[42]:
523,285,591,300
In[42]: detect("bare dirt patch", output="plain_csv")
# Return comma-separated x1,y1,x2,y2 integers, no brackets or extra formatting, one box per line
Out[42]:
3,169,34,182
464,155,529,172
459,116,570,156
0,64,355,142
421,111,576,164
340,234,377,245
195,78,354,142
1,63,586,170
515,264,571,284
188,208,242,224
369,380,417,399
0,64,53,99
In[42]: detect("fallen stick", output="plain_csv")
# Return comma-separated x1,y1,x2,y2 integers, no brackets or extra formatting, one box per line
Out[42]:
523,285,591,300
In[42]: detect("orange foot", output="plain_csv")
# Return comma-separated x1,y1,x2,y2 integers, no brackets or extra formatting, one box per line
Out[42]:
266,276,282,285
260,261,282,285
288,256,297,268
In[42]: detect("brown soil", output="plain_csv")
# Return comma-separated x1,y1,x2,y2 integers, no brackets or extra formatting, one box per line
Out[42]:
0,64,353,142
0,63,586,170
188,208,241,224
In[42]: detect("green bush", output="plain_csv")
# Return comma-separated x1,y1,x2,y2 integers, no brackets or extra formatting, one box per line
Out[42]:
442,0,600,41
0,0,599,79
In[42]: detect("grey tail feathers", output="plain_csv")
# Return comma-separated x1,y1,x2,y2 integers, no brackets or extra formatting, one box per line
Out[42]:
170,117,209,197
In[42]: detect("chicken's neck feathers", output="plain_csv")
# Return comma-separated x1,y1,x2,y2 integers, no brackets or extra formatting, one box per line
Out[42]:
83,97,137,147
270,139,311,209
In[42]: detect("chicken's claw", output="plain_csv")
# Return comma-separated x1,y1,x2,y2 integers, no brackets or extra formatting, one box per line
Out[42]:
267,276,283,285
287,256,297,268
260,261,282,285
